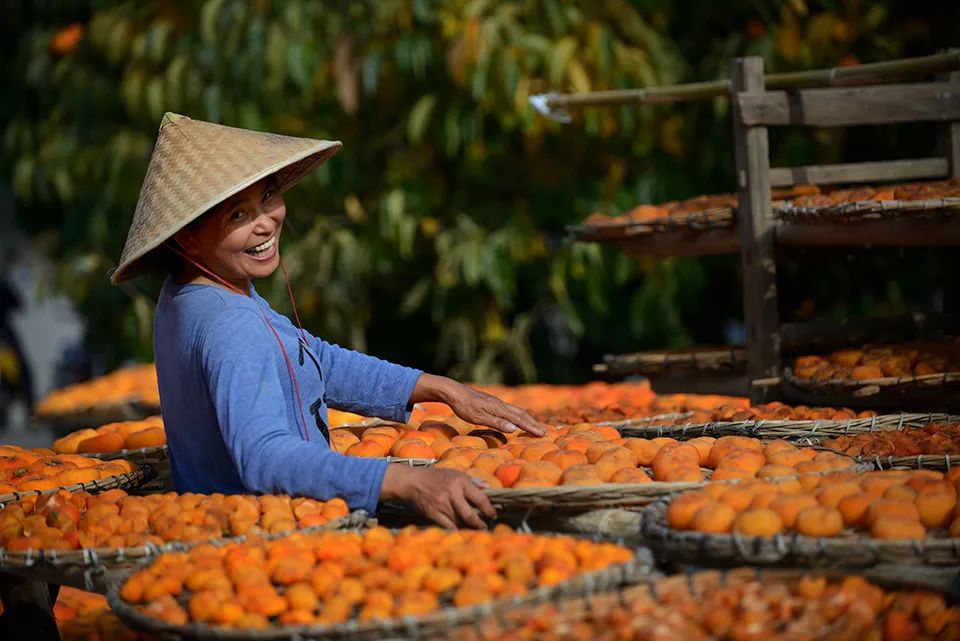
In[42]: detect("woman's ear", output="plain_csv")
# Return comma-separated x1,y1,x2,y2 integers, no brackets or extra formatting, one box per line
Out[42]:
172,229,197,255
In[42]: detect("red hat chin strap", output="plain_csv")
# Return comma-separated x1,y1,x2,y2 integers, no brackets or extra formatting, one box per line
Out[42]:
164,240,312,442
164,241,248,296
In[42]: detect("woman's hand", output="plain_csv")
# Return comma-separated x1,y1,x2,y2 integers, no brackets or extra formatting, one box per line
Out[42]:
380,464,495,529
411,373,546,437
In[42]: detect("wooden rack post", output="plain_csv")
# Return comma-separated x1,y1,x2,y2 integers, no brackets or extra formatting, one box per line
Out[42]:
731,53,960,407
938,53,960,318
731,57,780,403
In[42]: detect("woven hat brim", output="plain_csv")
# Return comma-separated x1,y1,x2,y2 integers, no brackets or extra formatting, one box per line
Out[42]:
110,139,341,284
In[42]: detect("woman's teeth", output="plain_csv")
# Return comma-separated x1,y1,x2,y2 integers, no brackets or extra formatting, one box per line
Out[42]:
246,236,276,255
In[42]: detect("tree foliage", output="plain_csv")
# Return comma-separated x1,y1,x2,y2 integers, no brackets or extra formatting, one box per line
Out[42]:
2,0,958,383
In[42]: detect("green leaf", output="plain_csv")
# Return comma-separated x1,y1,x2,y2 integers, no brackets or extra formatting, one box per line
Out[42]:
407,94,436,144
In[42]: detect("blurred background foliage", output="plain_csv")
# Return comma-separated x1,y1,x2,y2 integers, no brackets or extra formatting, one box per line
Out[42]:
2,0,959,384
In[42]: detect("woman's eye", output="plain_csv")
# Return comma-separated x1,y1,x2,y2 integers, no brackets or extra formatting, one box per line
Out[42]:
263,189,277,202
229,210,246,221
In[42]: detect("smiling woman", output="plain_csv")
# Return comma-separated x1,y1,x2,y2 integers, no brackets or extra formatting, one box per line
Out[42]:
111,113,545,529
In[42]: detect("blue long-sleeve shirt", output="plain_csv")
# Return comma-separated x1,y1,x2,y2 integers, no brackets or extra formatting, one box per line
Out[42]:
153,277,422,513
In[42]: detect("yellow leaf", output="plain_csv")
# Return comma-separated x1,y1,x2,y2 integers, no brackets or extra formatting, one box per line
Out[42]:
483,307,508,343
567,60,591,93
776,10,802,62
419,217,439,237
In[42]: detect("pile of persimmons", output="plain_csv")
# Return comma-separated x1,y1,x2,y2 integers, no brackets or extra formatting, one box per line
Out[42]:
650,401,877,425
458,573,960,641
666,467,960,540
793,340,960,381
0,445,137,494
52,416,167,454
0,586,150,641
118,526,634,629
581,178,960,228
55,586,149,641
823,422,960,458
35,364,161,416
0,488,349,551
336,421,856,489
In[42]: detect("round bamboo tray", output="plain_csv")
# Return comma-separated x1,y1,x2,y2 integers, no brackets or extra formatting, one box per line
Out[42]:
616,412,957,439
0,466,155,506
0,510,369,595
568,207,735,242
107,533,653,641
641,499,960,567
83,445,171,492
791,422,960,471
486,478,713,509
484,460,872,510
458,564,960,640
856,453,958,471
782,367,960,412
776,196,960,224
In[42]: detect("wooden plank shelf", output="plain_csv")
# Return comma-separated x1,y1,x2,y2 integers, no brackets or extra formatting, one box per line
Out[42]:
612,227,740,258
594,346,746,377
776,216,960,246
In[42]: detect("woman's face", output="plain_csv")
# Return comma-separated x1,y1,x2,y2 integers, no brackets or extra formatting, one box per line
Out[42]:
176,178,286,286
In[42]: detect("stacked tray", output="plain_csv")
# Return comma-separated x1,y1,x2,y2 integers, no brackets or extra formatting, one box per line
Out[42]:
641,499,960,567
775,178,960,224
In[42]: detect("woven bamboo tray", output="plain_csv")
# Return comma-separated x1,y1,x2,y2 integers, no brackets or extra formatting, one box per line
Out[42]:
458,565,960,640
594,346,746,376
33,400,161,434
0,466,155,506
82,445,171,493
0,510,370,595
782,367,960,412
615,412,956,440
641,499,960,567
854,453,959,470
106,534,654,641
792,432,960,471
484,460,872,509
776,197,960,224
568,207,735,242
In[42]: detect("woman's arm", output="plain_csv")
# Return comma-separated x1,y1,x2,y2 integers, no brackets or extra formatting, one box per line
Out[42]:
310,336,422,423
411,373,545,437
202,309,389,512
311,337,544,436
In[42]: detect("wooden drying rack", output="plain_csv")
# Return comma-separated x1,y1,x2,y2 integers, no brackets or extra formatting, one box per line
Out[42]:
545,50,960,404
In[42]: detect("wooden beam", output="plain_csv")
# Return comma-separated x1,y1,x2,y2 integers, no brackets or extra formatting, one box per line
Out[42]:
732,56,782,403
539,51,960,111
738,82,960,127
769,158,948,187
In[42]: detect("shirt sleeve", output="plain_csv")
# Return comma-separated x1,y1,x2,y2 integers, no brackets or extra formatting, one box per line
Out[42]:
307,332,422,423
200,307,388,513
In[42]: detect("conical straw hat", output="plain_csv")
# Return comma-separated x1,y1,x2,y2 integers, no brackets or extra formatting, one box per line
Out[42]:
111,113,342,284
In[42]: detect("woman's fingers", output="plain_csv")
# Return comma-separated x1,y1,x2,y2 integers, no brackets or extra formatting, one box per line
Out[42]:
503,405,545,436
427,508,458,530
463,480,497,520
486,416,519,434
483,401,545,437
451,493,487,530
